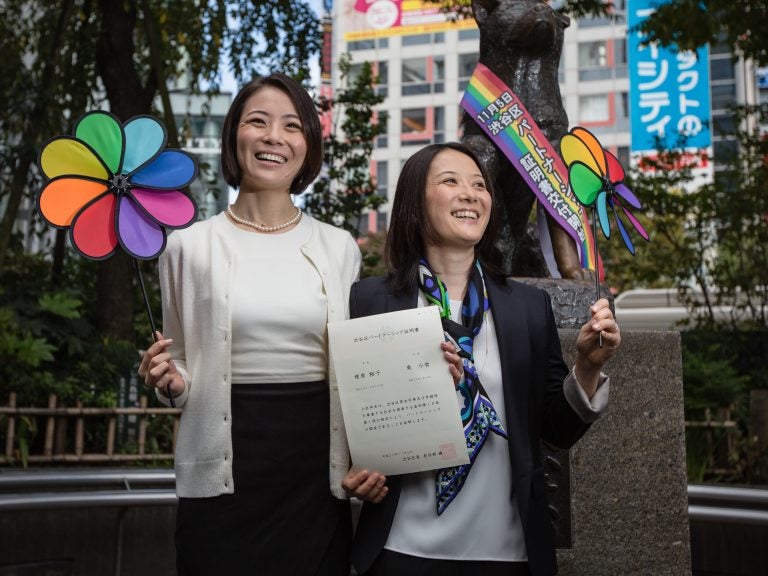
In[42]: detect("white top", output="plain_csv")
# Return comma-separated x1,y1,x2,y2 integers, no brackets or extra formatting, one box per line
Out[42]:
225,216,328,383
384,297,527,561
156,213,361,498
385,296,609,560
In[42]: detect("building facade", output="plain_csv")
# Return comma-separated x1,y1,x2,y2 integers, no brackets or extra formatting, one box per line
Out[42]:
329,0,759,232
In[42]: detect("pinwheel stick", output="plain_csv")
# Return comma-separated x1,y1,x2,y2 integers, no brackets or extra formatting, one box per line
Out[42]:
133,259,176,408
590,206,603,348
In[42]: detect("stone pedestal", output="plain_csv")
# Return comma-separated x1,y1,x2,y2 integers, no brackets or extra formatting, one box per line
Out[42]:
556,329,692,576
513,277,613,329
515,278,691,575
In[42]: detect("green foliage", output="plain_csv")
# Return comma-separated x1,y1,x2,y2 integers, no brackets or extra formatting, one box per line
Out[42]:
637,0,767,67
39,292,82,320
304,55,387,237
360,231,388,278
680,328,766,483
0,309,55,368
0,0,323,346
600,145,700,294
682,344,750,416
426,0,612,21
605,104,768,330
0,250,137,408
225,0,322,85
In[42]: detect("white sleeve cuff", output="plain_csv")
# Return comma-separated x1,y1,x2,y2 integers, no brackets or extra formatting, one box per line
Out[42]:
563,367,609,423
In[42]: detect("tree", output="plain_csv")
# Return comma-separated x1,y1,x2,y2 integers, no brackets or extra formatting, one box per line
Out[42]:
430,1,766,65
637,0,767,67
0,0,322,344
304,56,387,237
428,0,611,20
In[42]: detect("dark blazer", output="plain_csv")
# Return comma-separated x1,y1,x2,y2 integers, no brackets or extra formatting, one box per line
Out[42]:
349,273,591,576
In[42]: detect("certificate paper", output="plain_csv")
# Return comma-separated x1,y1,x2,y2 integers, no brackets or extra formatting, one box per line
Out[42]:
328,306,469,475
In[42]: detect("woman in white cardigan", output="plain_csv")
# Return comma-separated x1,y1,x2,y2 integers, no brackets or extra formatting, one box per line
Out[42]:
138,73,361,576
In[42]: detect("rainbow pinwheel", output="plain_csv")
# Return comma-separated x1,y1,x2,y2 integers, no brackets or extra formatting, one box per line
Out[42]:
37,111,198,260
37,111,199,407
560,126,649,255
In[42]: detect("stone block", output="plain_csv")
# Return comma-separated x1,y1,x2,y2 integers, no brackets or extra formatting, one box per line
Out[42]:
556,329,692,576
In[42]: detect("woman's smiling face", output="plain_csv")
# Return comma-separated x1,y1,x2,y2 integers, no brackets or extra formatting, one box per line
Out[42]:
235,85,308,193
424,148,492,250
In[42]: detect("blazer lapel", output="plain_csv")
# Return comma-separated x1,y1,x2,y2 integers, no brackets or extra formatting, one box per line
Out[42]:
486,276,533,472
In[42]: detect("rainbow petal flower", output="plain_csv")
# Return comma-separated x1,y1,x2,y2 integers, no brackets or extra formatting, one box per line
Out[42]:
37,111,198,260
560,127,649,255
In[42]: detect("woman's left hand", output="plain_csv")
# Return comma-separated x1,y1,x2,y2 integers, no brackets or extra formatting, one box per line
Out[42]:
342,468,388,503
441,341,463,387
574,298,620,397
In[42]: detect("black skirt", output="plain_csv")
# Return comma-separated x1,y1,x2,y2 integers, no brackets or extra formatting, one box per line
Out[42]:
175,381,351,576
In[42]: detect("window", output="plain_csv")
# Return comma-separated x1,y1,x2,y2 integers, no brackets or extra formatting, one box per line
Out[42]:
614,39,627,65
579,41,608,68
578,41,612,81
712,114,735,137
348,38,388,51
434,107,445,144
375,61,388,97
711,83,736,110
376,111,389,149
579,94,610,123
401,33,443,46
348,63,365,84
710,58,735,81
377,210,388,232
433,56,445,93
459,29,479,41
401,56,445,96
459,53,478,91
714,138,738,163
375,161,388,197
613,38,628,78
620,92,629,118
401,107,445,146
402,108,427,133
617,146,630,169
402,57,429,95
349,61,389,97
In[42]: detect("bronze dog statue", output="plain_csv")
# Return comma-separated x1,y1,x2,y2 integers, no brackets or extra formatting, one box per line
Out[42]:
462,0,588,279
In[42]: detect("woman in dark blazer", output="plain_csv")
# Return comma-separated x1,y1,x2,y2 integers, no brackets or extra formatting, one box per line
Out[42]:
342,142,620,576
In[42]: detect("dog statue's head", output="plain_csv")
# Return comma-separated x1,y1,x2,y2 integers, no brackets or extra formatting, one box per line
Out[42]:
472,0,570,54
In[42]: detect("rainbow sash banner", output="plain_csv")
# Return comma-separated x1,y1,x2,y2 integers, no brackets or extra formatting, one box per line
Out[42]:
461,63,597,271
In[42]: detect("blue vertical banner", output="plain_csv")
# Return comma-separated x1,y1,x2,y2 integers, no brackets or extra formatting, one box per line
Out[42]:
628,0,712,153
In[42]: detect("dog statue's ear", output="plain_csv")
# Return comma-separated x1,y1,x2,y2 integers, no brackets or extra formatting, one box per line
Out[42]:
472,0,501,25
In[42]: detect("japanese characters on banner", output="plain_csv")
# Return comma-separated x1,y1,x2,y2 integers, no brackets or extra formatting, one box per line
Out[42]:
462,63,597,271
628,0,713,186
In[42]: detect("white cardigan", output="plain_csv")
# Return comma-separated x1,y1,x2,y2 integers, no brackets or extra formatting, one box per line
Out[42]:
157,212,361,498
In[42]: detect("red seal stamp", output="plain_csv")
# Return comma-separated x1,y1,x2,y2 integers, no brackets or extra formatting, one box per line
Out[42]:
439,443,456,460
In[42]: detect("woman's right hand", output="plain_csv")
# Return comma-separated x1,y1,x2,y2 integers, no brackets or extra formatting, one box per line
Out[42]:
441,341,463,387
138,331,185,398
342,468,388,503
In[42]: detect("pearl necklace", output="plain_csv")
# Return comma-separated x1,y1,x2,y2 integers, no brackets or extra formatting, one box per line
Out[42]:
227,205,302,232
